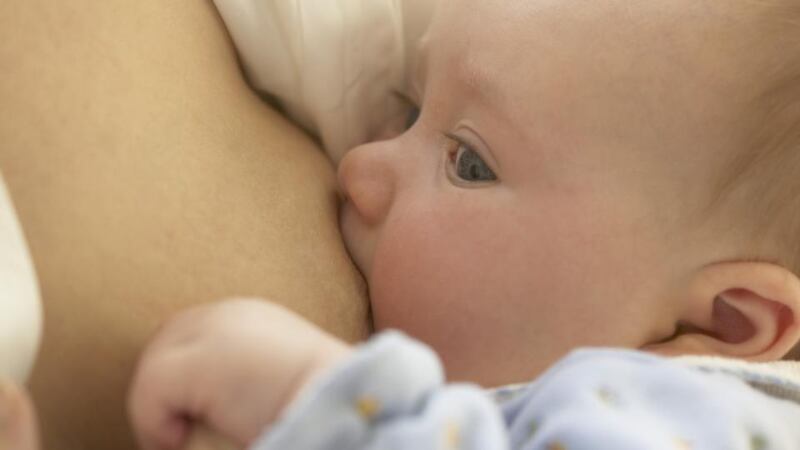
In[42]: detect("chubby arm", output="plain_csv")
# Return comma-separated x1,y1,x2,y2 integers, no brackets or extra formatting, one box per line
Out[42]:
129,299,507,450
129,299,353,450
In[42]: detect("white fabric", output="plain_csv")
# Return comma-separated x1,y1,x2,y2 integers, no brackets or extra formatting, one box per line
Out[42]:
676,355,800,404
253,333,800,450
0,172,42,384
213,0,436,163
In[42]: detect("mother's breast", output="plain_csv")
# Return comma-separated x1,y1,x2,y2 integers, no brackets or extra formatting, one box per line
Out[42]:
0,0,369,448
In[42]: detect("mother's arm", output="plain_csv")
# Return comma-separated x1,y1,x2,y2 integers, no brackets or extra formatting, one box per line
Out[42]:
0,1,369,449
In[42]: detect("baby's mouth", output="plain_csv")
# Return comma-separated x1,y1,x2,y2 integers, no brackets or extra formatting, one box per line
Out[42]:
338,200,376,333
338,201,369,280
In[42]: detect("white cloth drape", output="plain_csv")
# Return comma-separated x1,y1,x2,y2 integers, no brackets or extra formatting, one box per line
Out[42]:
0,172,42,384
213,0,437,163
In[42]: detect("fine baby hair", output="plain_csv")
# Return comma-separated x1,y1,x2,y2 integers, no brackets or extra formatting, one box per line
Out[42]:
707,0,800,276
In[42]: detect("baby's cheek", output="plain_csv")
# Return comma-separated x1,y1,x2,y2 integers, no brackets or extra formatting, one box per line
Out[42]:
369,213,463,326
369,221,441,328
366,207,521,373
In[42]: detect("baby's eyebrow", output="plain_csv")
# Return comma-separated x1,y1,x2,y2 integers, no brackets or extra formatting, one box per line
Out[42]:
456,56,506,114
414,39,505,118
447,55,515,137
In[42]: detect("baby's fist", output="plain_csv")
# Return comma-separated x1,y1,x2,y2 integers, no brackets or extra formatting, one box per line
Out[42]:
128,299,351,450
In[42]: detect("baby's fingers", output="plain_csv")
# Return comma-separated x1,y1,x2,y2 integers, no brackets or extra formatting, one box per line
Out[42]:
0,381,40,450
129,349,197,450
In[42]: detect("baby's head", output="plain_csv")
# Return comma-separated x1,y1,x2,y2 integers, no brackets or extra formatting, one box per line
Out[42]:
338,0,800,386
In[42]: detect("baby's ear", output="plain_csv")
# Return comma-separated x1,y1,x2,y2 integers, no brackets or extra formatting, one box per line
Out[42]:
643,262,800,361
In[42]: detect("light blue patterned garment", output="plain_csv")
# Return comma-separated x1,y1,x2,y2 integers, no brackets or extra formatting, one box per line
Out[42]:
250,331,800,450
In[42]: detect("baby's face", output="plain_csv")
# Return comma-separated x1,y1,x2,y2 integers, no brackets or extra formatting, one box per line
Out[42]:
339,0,760,385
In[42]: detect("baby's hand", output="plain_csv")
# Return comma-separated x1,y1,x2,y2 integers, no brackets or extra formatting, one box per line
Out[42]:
128,299,352,450
0,381,41,450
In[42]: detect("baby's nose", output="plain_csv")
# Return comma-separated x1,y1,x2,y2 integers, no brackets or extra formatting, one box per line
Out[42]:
337,142,396,226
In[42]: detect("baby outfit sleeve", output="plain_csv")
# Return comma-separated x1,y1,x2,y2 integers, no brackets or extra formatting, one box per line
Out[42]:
212,0,436,163
250,331,800,450
249,331,509,450
498,349,800,450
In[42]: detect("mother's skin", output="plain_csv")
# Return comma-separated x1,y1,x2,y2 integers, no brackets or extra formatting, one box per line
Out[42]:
0,0,370,449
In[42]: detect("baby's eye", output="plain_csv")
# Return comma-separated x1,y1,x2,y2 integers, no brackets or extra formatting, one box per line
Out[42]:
451,142,497,183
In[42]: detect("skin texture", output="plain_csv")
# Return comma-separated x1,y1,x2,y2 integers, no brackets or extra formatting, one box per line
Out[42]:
0,0,369,449
338,0,800,387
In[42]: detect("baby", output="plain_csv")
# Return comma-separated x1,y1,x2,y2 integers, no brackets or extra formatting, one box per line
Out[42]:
127,0,800,449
